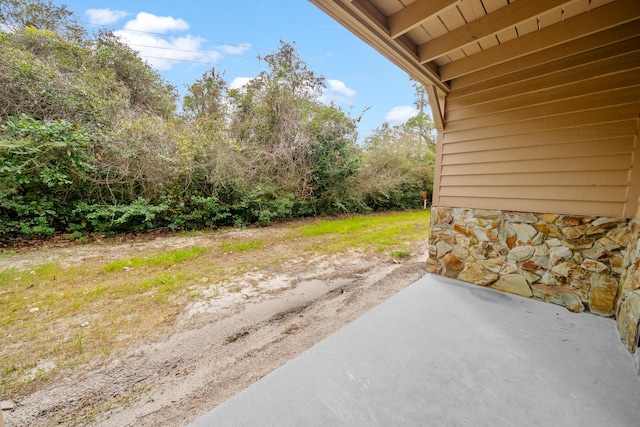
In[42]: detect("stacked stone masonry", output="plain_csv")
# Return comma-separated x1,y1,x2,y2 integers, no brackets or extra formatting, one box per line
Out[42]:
426,207,640,355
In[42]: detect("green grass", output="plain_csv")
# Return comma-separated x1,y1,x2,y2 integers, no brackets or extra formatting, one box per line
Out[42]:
390,250,411,259
221,239,264,252
296,210,429,253
102,246,208,272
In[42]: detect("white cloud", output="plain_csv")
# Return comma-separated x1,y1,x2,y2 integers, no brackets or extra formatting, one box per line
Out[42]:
219,43,252,56
319,79,356,105
229,77,253,89
385,105,418,124
123,12,189,34
86,8,130,25
327,79,356,97
114,29,220,70
110,12,251,71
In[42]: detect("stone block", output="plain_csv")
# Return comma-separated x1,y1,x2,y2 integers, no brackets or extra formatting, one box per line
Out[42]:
551,261,579,278
505,212,538,223
591,217,627,228
561,224,591,239
507,246,535,261
522,256,550,271
597,236,622,251
533,222,563,238
607,226,631,247
538,213,559,223
564,236,596,250
492,274,533,298
589,274,618,317
582,244,607,261
534,244,550,257
442,253,463,278
540,272,561,286
458,263,498,286
425,258,441,274
581,259,610,274
556,216,586,227
532,284,584,313
436,241,453,258
513,223,537,244
549,246,572,265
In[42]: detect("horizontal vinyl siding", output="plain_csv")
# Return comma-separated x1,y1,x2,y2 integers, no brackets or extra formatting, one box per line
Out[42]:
436,38,640,217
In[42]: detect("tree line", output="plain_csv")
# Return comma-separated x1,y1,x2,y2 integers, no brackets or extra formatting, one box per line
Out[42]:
0,0,435,241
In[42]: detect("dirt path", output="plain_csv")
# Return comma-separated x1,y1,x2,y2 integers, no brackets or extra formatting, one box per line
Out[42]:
2,227,428,427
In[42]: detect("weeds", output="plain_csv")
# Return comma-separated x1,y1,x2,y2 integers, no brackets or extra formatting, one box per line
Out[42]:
102,246,207,272
391,250,411,259
221,240,264,252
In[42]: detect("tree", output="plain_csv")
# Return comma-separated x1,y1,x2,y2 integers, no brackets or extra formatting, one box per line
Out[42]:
94,30,177,119
228,41,360,211
408,78,437,147
0,0,86,42
183,68,227,122
0,27,128,124
353,77,437,210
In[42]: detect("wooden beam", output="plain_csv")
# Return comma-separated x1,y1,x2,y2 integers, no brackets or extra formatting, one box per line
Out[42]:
426,85,445,133
451,21,640,90
440,0,640,81
350,0,388,33
388,0,458,39
310,0,450,93
418,0,568,63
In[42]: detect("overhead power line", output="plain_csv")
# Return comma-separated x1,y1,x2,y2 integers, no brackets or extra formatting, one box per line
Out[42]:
126,43,250,59
139,55,219,66
117,27,267,51
82,20,268,52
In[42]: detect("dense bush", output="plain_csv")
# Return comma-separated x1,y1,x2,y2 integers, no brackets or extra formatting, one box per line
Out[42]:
0,2,435,241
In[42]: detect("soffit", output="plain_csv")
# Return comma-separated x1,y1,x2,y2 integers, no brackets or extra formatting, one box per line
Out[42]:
309,0,640,94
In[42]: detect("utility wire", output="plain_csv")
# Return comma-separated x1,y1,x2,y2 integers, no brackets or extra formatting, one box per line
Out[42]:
82,20,268,52
126,43,249,58
139,55,219,65
117,27,267,51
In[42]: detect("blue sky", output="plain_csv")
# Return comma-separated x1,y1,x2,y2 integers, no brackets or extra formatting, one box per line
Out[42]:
58,0,420,141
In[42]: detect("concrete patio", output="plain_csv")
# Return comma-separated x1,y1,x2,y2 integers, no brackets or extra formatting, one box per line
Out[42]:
189,274,640,426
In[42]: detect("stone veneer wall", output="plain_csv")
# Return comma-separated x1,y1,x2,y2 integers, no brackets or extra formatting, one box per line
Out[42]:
617,219,640,365
426,207,640,358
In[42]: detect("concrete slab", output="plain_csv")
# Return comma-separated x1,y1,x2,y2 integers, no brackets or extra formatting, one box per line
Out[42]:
189,274,640,426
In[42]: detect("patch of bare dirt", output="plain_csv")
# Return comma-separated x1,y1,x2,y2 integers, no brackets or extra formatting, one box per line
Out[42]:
2,226,428,427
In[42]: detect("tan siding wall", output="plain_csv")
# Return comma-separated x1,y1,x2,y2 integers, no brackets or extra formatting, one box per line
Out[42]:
435,38,640,217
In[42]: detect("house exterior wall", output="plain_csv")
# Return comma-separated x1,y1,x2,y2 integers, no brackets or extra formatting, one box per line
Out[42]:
428,36,640,356
432,38,640,218
310,0,640,357
427,207,630,315
427,207,640,364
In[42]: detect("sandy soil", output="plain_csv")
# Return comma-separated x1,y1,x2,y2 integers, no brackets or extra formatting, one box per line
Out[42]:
1,229,428,427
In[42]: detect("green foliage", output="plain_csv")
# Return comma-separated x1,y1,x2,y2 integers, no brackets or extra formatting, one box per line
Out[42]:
0,12,436,241
232,185,295,227
0,115,97,237
354,118,436,211
165,196,232,231
0,28,128,125
94,30,177,119
183,68,227,122
72,198,169,235
0,0,86,43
